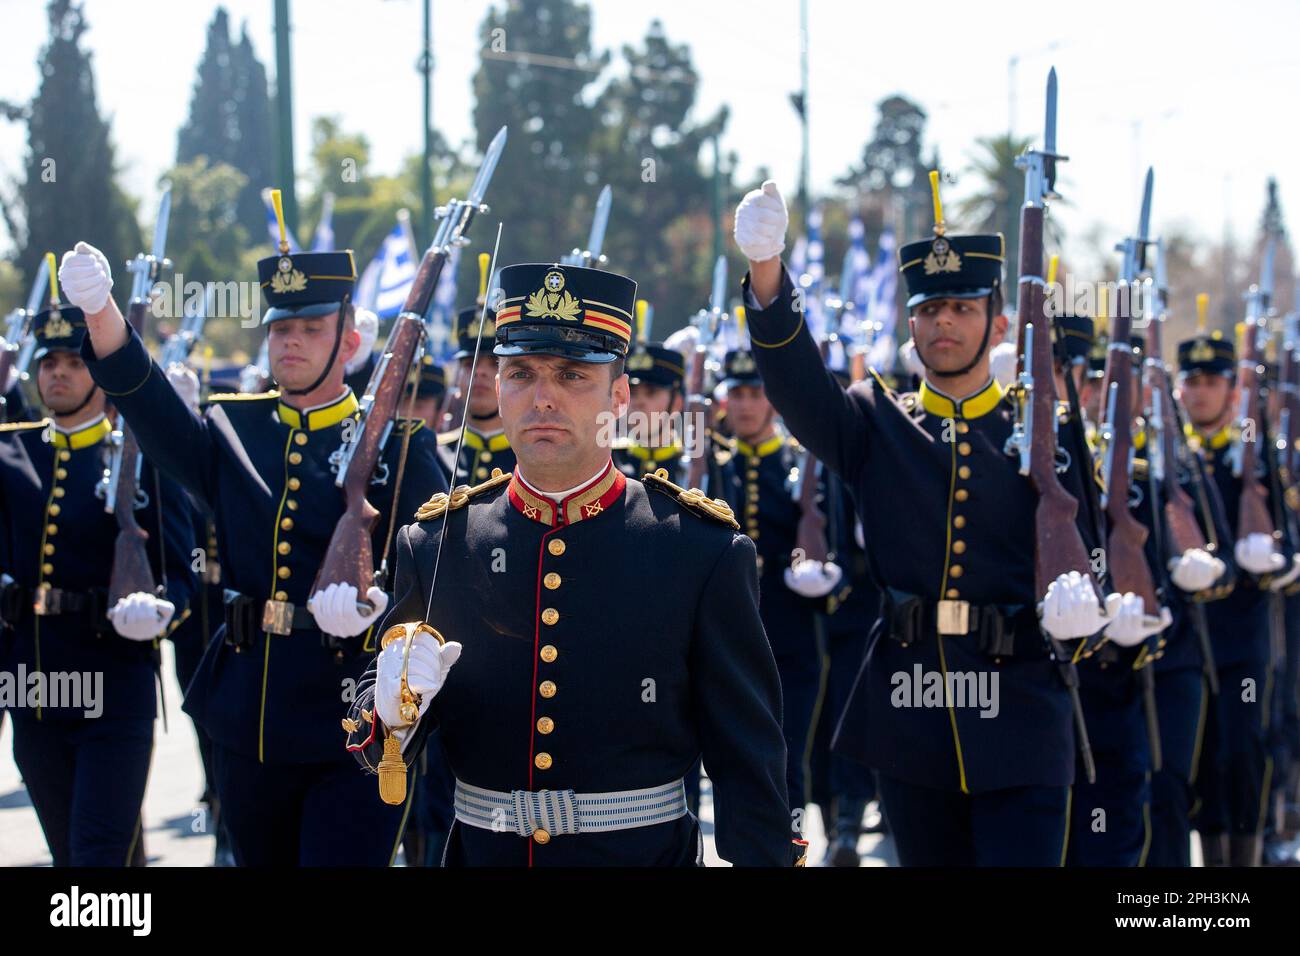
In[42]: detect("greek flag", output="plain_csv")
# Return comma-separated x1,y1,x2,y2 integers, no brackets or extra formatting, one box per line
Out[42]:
425,246,461,361
862,227,899,372
357,222,416,319
802,205,828,341
262,192,301,253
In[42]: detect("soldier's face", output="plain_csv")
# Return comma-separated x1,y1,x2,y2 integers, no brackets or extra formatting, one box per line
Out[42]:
628,382,680,418
267,313,360,392
460,355,500,417
727,384,774,441
1179,372,1234,426
908,297,1007,376
497,354,629,469
37,351,101,416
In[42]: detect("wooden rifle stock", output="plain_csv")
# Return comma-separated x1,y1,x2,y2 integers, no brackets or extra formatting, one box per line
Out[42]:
1235,315,1275,539
1099,284,1157,608
108,299,157,604
1146,316,1207,556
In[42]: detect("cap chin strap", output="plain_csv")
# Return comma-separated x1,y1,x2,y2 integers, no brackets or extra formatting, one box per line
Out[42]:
280,296,352,397
470,409,499,422
913,291,997,380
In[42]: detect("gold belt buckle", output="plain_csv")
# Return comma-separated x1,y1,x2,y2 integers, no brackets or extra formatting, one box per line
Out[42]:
936,599,970,636
261,599,295,636
33,584,55,616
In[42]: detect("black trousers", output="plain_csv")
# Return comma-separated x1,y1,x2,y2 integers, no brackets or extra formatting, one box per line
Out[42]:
10,713,153,866
1196,657,1271,837
1148,668,1208,866
212,744,410,866
878,772,1070,866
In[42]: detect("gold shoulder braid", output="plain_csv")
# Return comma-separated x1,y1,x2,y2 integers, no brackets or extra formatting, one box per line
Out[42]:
0,418,50,433
643,468,740,530
414,467,511,521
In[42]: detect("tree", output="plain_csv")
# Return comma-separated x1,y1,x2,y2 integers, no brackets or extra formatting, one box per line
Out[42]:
177,9,274,237
1,0,141,302
954,133,1040,294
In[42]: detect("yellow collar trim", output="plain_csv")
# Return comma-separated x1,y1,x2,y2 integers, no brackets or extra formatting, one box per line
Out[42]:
918,377,1004,420
51,415,112,450
1187,421,1232,450
628,444,683,463
735,434,785,458
462,428,511,453
277,390,359,431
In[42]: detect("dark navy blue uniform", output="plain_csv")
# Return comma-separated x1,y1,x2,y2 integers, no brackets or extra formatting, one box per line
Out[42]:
0,414,195,865
437,426,515,487
82,328,446,865
743,265,1097,865
346,463,793,866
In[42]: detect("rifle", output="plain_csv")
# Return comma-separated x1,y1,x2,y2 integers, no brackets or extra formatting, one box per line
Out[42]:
0,257,51,419
683,254,728,491
1230,239,1277,545
1147,246,1220,694
105,188,172,606
159,282,210,370
313,126,506,606
434,251,491,434
562,184,612,268
1010,67,1097,782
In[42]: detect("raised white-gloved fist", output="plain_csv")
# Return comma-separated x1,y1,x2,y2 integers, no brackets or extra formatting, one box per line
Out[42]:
1168,547,1225,593
1269,554,1300,591
109,591,175,641
165,362,201,411
375,629,462,739
734,180,789,263
58,241,114,314
1038,570,1109,640
1235,532,1284,575
307,582,389,638
663,323,699,355
1102,592,1172,648
988,341,1019,389
783,558,844,598
345,308,379,375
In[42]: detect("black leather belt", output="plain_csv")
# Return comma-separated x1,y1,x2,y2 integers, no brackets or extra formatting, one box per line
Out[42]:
223,588,316,646
880,587,1043,659
0,577,109,629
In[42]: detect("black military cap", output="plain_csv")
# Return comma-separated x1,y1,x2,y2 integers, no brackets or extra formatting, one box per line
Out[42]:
1177,332,1234,377
257,250,358,325
1053,311,1094,363
625,342,686,391
453,306,497,361
494,263,636,365
32,305,87,360
721,349,761,389
898,233,1004,309
413,353,446,400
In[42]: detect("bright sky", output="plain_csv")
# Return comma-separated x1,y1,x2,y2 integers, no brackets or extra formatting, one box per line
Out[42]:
3,0,1298,274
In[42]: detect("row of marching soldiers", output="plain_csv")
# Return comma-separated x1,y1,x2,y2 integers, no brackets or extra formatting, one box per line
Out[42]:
2,173,1299,869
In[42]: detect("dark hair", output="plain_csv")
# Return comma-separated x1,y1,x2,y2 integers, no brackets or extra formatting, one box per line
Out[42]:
990,284,1004,317
609,355,626,381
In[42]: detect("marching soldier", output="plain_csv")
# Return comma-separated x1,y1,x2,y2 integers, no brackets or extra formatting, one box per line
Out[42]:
1180,321,1296,865
408,353,446,431
0,292,196,866
613,339,687,485
733,180,1165,865
60,227,447,866
345,261,796,866
437,304,516,485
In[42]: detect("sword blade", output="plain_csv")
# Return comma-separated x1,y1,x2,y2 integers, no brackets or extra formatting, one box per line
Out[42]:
1044,67,1058,154
710,255,728,315
151,188,172,263
26,257,49,314
586,184,612,263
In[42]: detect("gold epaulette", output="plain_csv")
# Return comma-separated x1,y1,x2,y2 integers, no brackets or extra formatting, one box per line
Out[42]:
1133,458,1149,481
436,429,460,446
414,468,511,521
0,418,50,433
643,468,740,530
392,417,425,435
208,390,279,402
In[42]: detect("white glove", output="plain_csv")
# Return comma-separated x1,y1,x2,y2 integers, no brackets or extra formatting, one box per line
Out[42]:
1168,548,1225,593
783,558,844,598
1269,554,1300,591
307,582,389,638
375,629,462,738
108,591,175,641
1234,532,1284,575
165,362,200,411
989,341,1019,388
58,241,114,314
733,180,789,263
1101,592,1172,647
1038,570,1109,640
663,323,700,355
345,308,379,375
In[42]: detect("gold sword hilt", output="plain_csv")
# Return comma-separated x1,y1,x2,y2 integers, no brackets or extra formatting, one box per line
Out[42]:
377,621,446,805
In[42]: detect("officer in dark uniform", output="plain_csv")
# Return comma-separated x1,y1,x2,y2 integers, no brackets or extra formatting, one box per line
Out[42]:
0,299,195,866
714,348,829,826
1179,323,1292,865
63,231,447,866
613,340,687,485
345,260,795,866
437,305,516,485
407,353,446,431
733,179,1160,865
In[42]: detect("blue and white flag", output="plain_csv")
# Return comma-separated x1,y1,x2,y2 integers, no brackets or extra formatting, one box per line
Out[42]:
262,191,301,253
310,192,335,252
863,226,899,372
801,205,828,341
425,246,461,362
358,221,416,319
